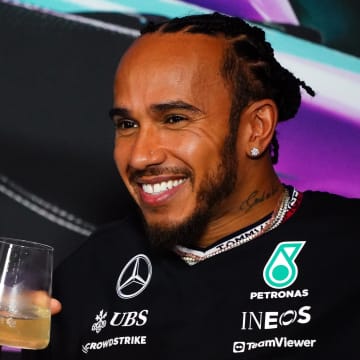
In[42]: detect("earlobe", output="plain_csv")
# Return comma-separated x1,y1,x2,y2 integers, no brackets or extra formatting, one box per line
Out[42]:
246,99,278,158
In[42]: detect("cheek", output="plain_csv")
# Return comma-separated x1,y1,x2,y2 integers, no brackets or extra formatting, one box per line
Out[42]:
167,131,208,157
170,130,226,178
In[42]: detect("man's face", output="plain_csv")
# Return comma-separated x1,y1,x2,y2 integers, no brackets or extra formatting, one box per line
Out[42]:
112,33,242,248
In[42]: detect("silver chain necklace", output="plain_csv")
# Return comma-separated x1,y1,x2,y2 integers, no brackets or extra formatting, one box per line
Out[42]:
175,187,299,266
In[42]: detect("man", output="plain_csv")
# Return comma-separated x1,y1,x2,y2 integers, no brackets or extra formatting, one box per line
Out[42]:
25,12,359,359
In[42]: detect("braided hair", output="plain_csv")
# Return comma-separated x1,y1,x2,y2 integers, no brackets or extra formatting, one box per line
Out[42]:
141,13,315,164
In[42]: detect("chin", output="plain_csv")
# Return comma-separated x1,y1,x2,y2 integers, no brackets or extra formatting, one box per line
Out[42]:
141,208,211,251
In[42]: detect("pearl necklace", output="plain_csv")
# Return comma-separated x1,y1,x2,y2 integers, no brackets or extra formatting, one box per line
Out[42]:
175,187,299,266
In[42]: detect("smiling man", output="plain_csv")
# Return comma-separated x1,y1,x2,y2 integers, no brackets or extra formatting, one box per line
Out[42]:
110,28,292,251
24,13,359,360
110,30,278,250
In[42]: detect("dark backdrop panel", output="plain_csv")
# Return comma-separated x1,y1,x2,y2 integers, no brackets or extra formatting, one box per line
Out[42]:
0,3,138,266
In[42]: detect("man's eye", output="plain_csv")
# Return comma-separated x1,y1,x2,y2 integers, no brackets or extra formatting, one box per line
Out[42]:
114,118,138,129
165,115,186,124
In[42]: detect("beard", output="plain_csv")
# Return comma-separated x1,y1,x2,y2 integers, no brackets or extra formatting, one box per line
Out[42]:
143,130,238,250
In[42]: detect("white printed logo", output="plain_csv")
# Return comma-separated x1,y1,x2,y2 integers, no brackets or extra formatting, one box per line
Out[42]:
240,305,311,330
91,309,107,334
233,336,316,353
116,254,152,299
233,342,246,353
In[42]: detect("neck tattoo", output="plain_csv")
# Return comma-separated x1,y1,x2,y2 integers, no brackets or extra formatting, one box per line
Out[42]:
174,187,302,266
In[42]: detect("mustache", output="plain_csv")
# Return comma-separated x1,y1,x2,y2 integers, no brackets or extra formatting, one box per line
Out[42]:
128,166,193,183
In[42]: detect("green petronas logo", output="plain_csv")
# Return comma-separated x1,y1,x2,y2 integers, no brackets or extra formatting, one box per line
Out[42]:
263,241,305,289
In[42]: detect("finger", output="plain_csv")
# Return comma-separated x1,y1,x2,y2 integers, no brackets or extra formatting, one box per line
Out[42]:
50,298,62,315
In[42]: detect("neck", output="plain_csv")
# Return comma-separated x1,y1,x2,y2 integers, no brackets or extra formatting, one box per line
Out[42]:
197,177,284,248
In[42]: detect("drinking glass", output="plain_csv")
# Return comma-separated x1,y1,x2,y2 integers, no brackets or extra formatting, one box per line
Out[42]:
0,237,53,349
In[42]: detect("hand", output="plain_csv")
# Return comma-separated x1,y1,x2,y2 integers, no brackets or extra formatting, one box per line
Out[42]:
26,291,62,315
50,298,62,315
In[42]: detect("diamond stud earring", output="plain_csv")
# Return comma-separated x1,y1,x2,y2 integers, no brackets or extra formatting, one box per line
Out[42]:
249,147,261,158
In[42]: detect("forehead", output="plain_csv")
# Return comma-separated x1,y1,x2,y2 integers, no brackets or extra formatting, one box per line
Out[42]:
114,32,229,102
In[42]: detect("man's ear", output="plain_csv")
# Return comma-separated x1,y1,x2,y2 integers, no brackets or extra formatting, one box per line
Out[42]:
243,99,278,158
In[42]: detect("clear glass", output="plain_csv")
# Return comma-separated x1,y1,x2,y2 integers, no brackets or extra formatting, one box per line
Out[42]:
0,237,53,349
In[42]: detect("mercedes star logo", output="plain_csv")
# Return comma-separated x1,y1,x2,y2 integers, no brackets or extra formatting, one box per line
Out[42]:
116,254,152,299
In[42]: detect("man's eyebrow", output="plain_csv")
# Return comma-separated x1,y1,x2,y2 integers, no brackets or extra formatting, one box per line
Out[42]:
150,101,203,114
109,101,203,120
109,107,131,119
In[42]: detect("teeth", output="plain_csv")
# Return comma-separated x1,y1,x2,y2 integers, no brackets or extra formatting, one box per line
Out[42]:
142,179,185,194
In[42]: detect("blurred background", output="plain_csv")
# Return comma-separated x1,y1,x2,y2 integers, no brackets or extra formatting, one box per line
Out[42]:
1,0,359,265
0,0,359,357
0,0,359,280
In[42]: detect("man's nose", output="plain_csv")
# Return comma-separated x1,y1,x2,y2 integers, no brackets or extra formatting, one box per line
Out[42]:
128,127,166,170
